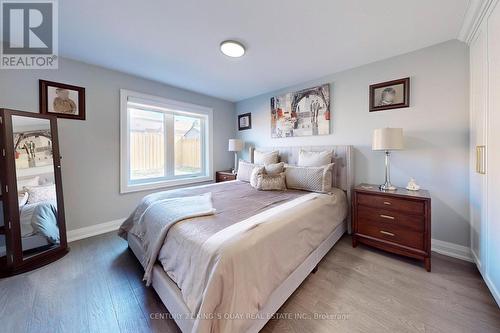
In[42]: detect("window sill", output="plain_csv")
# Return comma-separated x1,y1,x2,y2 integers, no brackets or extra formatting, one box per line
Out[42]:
120,175,214,194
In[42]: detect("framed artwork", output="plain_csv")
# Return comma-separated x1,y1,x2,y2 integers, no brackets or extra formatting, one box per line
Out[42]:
271,84,330,138
39,80,86,120
238,112,252,130
369,77,410,112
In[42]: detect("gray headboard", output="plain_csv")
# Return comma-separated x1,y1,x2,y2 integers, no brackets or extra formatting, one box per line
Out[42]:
249,145,354,230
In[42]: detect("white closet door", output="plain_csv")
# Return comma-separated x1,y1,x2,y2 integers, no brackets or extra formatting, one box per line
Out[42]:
487,0,500,300
470,25,488,270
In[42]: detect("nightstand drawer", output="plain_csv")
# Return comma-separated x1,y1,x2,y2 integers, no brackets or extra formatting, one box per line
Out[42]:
216,171,237,182
357,205,424,232
357,193,424,215
358,222,424,250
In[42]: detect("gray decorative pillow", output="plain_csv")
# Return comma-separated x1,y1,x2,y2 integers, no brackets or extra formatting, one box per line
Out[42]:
255,172,287,191
250,166,265,188
298,149,333,167
254,150,279,165
25,184,56,204
284,164,334,193
264,162,285,175
236,160,257,182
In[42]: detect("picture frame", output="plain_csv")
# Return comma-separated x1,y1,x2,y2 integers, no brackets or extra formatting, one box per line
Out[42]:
271,84,330,138
39,80,86,120
238,112,252,130
369,77,410,112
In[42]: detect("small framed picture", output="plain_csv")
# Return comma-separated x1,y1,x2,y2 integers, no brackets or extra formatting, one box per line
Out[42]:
238,112,252,130
369,77,410,112
39,80,86,120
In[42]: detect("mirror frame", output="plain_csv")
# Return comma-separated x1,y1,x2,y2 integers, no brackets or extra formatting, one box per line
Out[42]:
0,108,68,276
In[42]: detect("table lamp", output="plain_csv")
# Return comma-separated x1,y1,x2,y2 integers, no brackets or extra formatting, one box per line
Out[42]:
228,139,244,174
372,128,404,191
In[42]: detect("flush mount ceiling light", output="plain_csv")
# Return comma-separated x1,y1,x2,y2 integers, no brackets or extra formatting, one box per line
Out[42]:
220,40,245,58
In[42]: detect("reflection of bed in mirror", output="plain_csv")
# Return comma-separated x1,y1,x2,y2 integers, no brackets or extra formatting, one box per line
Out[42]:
13,121,60,256
16,162,60,255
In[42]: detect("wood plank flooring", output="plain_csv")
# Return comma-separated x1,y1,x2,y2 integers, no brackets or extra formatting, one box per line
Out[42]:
0,232,499,333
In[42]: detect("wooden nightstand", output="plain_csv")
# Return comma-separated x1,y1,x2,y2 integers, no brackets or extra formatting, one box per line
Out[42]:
216,170,237,183
352,184,432,271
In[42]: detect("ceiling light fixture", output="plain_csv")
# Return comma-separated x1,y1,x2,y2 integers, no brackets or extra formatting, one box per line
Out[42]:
220,40,245,58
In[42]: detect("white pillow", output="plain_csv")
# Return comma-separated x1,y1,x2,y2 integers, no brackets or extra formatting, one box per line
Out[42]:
18,192,29,208
298,150,333,167
285,164,334,193
17,176,40,192
236,160,257,182
254,150,279,165
25,184,56,204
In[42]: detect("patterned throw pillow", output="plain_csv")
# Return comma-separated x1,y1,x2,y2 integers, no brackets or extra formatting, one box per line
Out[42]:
298,149,333,167
25,184,56,204
264,162,285,175
250,166,265,188
284,164,334,193
254,150,279,165
255,172,287,191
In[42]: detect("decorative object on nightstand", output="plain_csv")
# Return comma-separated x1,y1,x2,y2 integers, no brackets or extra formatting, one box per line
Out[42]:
372,128,404,191
352,183,431,271
216,170,237,183
406,178,420,191
228,139,244,174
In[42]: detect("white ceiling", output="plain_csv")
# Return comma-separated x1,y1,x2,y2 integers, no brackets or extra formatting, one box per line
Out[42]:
59,0,470,102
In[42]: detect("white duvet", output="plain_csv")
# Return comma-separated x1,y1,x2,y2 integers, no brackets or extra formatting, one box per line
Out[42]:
160,190,347,333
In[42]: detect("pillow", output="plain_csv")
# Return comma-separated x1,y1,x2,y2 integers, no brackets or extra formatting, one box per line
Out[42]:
298,150,333,167
18,192,29,208
255,172,287,191
254,150,279,165
264,162,285,175
250,166,265,188
25,184,56,204
236,160,257,182
17,176,40,192
285,164,334,193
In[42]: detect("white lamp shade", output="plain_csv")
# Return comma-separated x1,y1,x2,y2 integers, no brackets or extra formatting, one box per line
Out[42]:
228,139,244,152
372,128,404,151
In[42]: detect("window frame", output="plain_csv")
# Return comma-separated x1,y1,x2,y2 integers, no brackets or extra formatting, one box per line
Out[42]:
120,89,213,193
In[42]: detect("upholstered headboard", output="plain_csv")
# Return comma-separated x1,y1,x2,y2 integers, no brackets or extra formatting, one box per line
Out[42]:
249,145,354,231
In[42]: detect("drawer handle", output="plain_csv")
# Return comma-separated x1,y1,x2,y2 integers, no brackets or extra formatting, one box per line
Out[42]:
383,201,392,205
380,230,395,237
380,214,395,220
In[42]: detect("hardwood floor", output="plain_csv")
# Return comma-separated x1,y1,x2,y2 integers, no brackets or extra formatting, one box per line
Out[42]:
0,232,499,333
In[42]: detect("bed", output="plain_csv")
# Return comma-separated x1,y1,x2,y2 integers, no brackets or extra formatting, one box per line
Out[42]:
123,145,353,333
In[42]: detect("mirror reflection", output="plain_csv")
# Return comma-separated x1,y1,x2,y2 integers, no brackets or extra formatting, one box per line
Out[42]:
12,115,60,258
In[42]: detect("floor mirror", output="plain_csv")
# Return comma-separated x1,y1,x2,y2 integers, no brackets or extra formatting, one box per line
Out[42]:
0,109,68,277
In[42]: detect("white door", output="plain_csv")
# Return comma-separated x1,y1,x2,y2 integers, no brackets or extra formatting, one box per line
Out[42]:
486,0,500,303
469,25,488,270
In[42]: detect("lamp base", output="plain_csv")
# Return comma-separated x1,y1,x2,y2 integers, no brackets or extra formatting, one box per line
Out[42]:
379,182,397,191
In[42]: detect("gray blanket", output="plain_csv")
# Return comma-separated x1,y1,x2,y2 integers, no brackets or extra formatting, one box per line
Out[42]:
31,201,59,244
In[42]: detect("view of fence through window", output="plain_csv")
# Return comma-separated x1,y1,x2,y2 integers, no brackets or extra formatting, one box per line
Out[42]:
174,115,202,175
129,108,202,180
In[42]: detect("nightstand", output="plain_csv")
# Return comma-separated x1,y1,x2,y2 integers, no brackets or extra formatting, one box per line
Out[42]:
352,184,432,271
216,170,237,183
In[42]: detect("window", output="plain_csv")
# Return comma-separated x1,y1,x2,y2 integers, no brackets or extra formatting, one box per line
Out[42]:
120,90,213,193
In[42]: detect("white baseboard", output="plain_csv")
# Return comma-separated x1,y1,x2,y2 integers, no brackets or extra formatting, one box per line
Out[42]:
67,218,126,243
484,274,500,307
431,239,474,262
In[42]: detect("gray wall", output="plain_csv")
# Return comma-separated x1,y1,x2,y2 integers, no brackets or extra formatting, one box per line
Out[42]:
236,40,470,246
0,58,236,231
